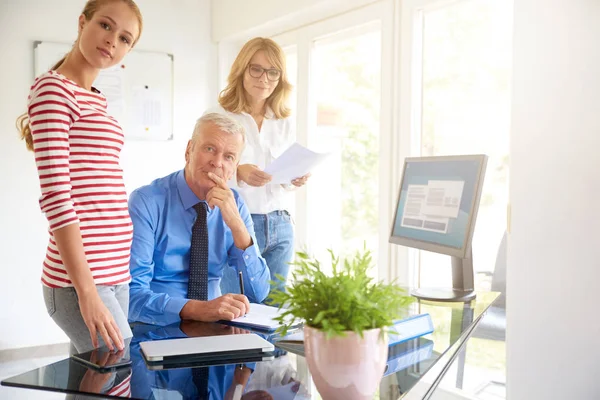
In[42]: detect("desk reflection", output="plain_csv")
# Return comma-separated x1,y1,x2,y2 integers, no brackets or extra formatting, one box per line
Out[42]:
129,321,307,399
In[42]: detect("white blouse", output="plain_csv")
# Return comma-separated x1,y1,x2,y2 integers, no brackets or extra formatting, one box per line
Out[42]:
205,105,295,215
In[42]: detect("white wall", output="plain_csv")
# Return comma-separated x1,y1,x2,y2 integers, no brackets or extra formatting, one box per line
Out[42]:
0,0,216,351
211,0,378,41
507,0,600,398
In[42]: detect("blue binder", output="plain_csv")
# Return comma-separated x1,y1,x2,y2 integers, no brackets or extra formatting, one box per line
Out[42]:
274,313,434,352
384,337,434,376
388,313,434,346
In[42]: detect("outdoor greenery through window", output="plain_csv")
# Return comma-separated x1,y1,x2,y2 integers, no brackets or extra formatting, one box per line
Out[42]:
414,0,512,394
308,23,382,277
418,0,512,293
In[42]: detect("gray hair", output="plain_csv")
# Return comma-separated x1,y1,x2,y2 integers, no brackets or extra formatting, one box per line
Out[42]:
192,112,246,145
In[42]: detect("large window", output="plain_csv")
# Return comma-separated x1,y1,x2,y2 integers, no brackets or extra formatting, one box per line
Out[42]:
218,0,511,397
306,24,382,274
401,0,512,397
272,3,392,280
283,46,298,114
412,0,512,294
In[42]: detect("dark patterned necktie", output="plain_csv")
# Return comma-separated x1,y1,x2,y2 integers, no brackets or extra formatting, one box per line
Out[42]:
188,203,210,399
188,202,209,301
192,366,210,399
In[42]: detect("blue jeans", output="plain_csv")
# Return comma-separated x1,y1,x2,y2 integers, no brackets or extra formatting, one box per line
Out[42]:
221,211,294,299
42,284,132,354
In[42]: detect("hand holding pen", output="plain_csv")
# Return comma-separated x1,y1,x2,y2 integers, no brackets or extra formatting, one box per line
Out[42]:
238,271,248,318
180,271,249,322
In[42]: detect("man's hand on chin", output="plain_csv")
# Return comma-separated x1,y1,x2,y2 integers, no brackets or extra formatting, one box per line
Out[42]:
206,172,252,249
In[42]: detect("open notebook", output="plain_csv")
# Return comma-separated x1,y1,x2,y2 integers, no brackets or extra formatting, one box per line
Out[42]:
222,304,299,332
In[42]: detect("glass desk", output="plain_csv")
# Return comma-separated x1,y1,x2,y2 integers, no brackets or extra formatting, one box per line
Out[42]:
1,291,498,399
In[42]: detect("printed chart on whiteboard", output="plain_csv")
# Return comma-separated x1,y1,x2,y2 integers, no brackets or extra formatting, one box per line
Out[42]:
33,41,174,141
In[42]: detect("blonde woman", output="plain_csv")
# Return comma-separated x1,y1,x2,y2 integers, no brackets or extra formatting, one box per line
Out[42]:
16,0,143,353
207,38,310,298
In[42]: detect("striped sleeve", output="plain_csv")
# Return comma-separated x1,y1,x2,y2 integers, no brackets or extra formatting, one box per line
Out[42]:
106,372,131,397
28,76,81,231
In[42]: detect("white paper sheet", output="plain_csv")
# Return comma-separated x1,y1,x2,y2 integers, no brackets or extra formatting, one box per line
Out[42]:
229,304,288,331
132,87,162,128
94,65,126,122
265,382,299,400
263,143,330,184
94,65,125,105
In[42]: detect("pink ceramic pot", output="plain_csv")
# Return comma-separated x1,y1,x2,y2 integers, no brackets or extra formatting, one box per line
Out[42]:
304,326,389,400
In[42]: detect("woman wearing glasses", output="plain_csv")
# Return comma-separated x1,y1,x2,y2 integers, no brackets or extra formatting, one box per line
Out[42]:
206,37,309,299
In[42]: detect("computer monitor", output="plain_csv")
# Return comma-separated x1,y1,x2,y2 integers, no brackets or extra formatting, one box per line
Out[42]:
390,154,488,302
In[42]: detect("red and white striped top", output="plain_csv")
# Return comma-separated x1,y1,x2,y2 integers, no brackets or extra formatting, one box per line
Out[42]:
29,70,132,288
106,371,131,397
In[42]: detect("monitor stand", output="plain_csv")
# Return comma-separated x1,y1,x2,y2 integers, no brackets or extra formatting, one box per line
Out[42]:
411,248,476,302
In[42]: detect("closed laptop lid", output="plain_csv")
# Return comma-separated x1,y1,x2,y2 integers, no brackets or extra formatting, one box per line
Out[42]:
140,333,274,362
146,353,275,371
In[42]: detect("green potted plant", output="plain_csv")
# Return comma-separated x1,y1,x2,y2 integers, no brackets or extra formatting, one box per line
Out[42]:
269,246,415,400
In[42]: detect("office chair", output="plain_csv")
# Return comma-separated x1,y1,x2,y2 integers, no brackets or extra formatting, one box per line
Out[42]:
473,231,507,341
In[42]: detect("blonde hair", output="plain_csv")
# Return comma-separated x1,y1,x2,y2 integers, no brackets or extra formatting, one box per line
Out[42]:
218,37,292,120
17,0,143,152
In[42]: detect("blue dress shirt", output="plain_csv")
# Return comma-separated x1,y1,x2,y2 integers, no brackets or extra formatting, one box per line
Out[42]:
128,170,271,326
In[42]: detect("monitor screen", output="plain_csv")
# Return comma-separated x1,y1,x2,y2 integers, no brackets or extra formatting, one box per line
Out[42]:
390,155,487,258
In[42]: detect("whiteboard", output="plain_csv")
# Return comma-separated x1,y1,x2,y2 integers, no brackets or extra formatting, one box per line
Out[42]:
33,41,174,141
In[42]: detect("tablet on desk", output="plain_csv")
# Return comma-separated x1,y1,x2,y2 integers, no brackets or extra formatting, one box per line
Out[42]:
71,347,132,372
140,333,274,363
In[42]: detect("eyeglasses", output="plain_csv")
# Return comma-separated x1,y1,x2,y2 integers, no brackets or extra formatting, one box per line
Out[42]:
247,64,281,82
